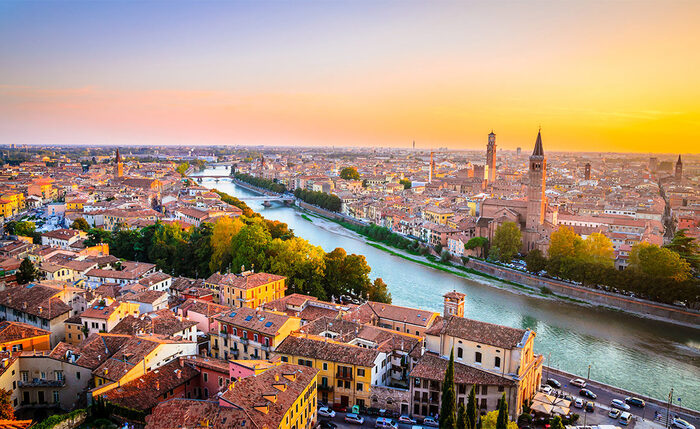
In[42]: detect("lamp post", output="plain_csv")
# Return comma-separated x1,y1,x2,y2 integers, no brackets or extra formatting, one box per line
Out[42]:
587,364,591,381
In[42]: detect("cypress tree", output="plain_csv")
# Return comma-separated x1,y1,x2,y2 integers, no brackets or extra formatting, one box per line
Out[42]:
466,385,477,429
439,349,457,429
458,404,467,429
496,393,509,429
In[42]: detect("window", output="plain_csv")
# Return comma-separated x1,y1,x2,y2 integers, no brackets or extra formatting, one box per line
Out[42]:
322,363,328,371
337,379,343,388
457,347,463,359
280,356,288,362
55,371,63,381
233,328,237,336
21,371,28,382
203,373,208,382
498,385,505,392
53,391,60,403
414,378,421,387
254,333,258,342
475,352,482,363
481,385,488,395
76,372,80,380
480,398,487,409
494,356,501,368
357,368,365,377
219,377,223,387
356,382,363,391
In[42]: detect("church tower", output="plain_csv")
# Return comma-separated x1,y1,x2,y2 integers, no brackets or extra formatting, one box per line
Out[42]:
443,290,465,318
114,148,123,178
584,163,591,180
526,130,546,233
675,155,683,181
486,131,496,183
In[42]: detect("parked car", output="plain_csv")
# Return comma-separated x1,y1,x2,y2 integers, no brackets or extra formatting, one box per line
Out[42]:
570,378,587,388
574,398,584,409
318,407,336,418
375,417,398,428
423,417,440,427
331,403,347,412
540,385,553,394
399,416,417,425
320,421,338,429
546,378,562,389
619,412,632,426
563,395,574,402
345,414,365,425
585,402,595,413
625,397,646,408
580,389,597,399
672,418,696,429
608,409,622,419
610,399,631,411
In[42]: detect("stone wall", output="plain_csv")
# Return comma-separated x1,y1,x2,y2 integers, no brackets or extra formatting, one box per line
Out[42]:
369,385,411,414
466,259,700,328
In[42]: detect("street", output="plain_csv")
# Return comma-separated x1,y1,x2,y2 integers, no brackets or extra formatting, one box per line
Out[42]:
544,372,698,429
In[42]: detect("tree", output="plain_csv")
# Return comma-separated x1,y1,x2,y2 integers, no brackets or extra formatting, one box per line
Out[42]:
339,167,360,180
322,248,374,299
71,217,90,232
550,416,565,429
176,162,190,176
466,237,489,258
491,222,522,262
582,233,614,266
629,242,691,282
368,278,392,303
524,249,547,273
466,386,477,429
0,388,13,420
496,393,508,429
12,221,36,238
439,349,457,429
399,178,412,189
458,404,467,429
84,228,111,247
230,221,272,273
665,229,699,271
17,257,39,284
209,217,245,273
266,237,326,298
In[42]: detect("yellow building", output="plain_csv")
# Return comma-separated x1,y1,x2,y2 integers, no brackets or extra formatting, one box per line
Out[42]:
206,271,286,308
66,198,86,211
0,321,51,352
80,299,140,336
423,206,455,225
275,333,379,409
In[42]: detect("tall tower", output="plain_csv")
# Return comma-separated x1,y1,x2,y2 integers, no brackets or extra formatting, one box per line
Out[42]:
675,155,683,181
584,163,591,180
486,131,496,183
649,157,658,174
443,291,465,318
114,148,123,178
526,130,546,231
429,151,435,183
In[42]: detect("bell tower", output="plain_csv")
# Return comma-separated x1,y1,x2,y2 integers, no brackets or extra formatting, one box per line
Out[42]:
526,129,546,231
443,290,465,318
114,148,123,178
486,131,496,183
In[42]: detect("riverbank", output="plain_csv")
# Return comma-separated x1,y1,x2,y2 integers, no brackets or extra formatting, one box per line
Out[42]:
294,203,699,329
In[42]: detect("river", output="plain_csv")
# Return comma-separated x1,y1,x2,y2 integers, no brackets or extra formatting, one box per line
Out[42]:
193,168,700,410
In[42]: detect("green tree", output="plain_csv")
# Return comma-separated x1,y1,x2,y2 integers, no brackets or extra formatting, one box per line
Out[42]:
399,178,412,189
491,222,522,262
267,237,326,298
439,349,457,429
466,237,489,258
17,257,39,284
209,217,245,273
629,242,691,282
71,217,90,232
582,233,614,266
339,167,360,180
176,162,190,176
665,229,700,271
12,220,36,237
230,221,273,273
84,228,111,247
496,393,508,429
0,388,14,420
550,416,565,429
524,249,547,273
458,404,467,429
466,385,477,429
368,278,392,303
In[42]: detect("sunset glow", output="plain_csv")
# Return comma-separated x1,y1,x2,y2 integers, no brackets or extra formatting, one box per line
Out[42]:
1,1,699,152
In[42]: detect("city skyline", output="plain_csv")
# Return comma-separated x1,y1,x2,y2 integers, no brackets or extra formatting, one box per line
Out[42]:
1,1,699,152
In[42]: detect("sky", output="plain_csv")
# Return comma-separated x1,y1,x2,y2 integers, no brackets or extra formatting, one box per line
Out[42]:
1,0,699,153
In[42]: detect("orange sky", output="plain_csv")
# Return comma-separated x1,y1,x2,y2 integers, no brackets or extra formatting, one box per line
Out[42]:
0,1,699,153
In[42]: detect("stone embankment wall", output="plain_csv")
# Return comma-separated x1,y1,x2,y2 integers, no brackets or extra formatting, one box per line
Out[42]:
467,259,700,328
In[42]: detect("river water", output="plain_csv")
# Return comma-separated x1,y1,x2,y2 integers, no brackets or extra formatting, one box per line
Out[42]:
194,168,700,410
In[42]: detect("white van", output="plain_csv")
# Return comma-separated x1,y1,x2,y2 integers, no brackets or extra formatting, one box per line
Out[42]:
619,412,632,425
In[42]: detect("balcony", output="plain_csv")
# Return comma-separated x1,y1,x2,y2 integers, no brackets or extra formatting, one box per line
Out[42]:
335,371,353,381
19,378,65,388
318,384,334,393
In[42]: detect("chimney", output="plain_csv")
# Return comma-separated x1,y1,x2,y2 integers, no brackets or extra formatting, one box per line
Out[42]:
180,358,184,368
155,381,160,390
176,369,181,379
